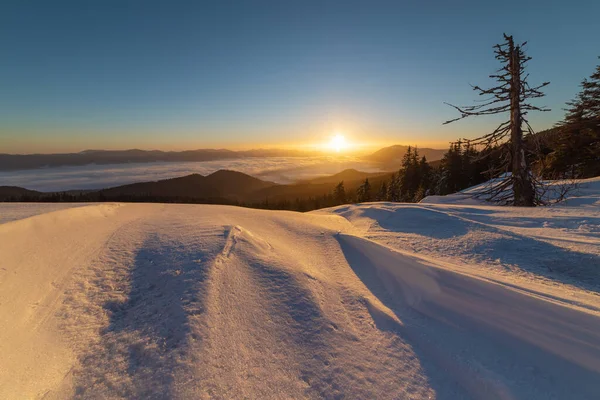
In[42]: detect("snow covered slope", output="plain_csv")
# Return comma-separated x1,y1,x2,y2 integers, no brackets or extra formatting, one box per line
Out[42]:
0,202,90,224
421,176,600,207
1,201,600,399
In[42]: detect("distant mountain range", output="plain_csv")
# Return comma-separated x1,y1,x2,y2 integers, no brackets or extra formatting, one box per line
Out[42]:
0,145,446,171
99,170,275,200
0,169,394,204
0,186,42,198
0,148,323,171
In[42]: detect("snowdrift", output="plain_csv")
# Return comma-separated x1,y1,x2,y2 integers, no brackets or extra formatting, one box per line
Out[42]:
1,200,600,399
421,175,600,207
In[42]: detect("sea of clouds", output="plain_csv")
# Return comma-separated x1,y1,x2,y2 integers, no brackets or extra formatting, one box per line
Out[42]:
0,156,383,192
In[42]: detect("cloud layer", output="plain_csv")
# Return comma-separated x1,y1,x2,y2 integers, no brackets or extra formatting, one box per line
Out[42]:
0,157,383,192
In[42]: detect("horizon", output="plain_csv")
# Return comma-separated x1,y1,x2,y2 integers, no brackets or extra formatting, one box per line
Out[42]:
2,0,599,153
1,141,445,156
1,142,447,191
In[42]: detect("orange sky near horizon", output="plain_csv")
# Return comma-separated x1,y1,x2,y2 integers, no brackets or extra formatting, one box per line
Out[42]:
1,126,457,155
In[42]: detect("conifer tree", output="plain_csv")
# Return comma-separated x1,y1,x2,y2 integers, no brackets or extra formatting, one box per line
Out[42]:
418,155,432,190
376,181,388,201
551,57,600,177
413,185,427,202
386,173,401,202
439,142,464,194
333,181,346,204
356,178,372,202
399,146,421,201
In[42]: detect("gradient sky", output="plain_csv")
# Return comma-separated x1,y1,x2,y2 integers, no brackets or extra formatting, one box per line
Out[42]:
1,0,599,153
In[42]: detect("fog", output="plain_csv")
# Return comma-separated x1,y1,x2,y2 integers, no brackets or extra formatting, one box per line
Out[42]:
0,157,384,192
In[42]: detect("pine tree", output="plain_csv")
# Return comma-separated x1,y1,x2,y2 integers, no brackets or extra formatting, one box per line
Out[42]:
551,57,600,177
356,178,372,202
444,34,549,206
333,181,346,204
413,185,427,202
439,142,464,194
376,181,388,201
418,156,432,190
399,146,422,201
386,173,401,202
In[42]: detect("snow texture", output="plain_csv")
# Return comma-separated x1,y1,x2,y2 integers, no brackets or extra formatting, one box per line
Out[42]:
1,178,600,399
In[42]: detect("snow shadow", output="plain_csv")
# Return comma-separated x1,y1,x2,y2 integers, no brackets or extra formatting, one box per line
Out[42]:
335,235,472,399
450,209,600,232
336,234,600,399
562,196,600,207
360,207,473,239
467,230,600,291
249,261,327,346
362,206,600,292
96,234,210,398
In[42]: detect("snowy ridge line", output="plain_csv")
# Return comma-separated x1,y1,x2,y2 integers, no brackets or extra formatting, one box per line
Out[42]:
0,202,120,227
0,203,96,225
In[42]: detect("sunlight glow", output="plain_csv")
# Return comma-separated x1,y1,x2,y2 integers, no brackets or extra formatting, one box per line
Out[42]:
329,133,347,152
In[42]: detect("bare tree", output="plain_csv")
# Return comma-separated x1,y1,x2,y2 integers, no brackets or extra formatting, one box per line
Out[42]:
444,34,549,206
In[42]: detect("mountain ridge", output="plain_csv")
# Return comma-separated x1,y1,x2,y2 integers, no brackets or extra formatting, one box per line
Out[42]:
0,144,447,171
0,148,323,171
0,168,390,204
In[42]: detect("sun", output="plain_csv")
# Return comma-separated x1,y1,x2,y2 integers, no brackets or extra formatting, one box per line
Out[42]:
329,133,347,152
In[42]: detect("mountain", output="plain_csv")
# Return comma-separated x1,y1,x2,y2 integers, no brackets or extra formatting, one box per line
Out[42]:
0,186,43,201
0,167,392,205
99,170,276,200
1,145,445,172
97,168,393,203
366,145,446,168
0,168,396,204
0,148,322,171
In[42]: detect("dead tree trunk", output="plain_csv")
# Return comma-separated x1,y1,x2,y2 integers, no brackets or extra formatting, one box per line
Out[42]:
508,38,535,206
443,34,549,206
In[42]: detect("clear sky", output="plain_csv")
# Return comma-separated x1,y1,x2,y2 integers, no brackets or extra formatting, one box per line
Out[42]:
1,0,599,153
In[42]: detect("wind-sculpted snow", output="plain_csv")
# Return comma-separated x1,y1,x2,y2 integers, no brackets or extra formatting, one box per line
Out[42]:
326,202,600,293
337,234,600,399
1,202,600,399
421,176,600,207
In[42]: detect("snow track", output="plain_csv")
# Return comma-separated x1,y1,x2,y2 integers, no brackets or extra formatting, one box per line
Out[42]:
1,202,600,399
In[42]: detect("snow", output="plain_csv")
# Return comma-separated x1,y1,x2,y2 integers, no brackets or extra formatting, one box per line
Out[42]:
421,175,600,207
323,201,600,294
2,182,600,398
0,202,90,224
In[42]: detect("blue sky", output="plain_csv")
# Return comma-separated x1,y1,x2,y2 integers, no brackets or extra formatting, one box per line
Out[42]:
1,0,599,153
